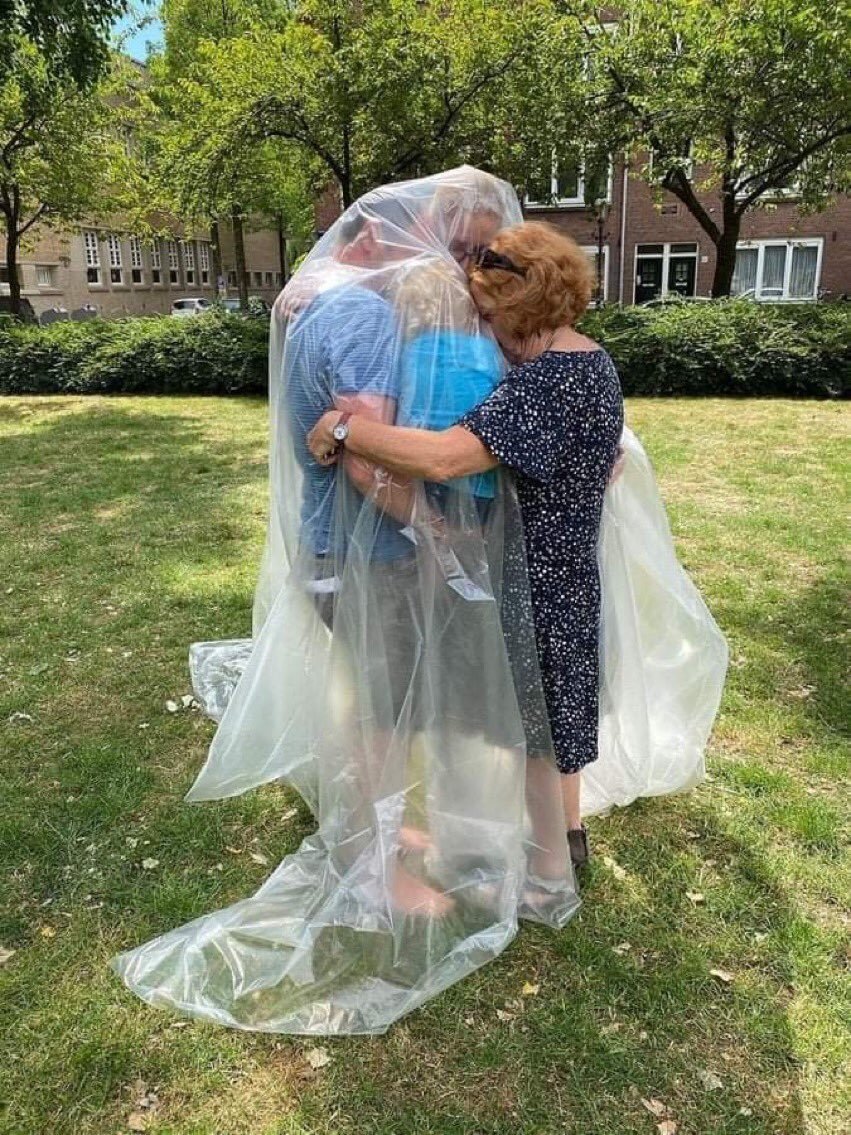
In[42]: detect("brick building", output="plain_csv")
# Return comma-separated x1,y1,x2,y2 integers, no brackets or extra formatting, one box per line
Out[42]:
527,155,850,306
0,218,285,320
3,154,847,319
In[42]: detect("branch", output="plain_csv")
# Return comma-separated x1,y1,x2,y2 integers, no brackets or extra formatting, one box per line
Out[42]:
19,202,49,236
387,47,524,179
734,123,851,212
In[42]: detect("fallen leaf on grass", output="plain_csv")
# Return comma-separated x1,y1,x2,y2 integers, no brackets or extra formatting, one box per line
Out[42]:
612,941,632,956
710,967,734,984
306,1046,331,1070
127,1113,147,1132
521,982,540,997
495,1008,516,1022
0,946,16,966
39,926,56,939
249,851,269,866
165,700,179,713
657,1122,678,1135
698,1069,723,1090
602,855,627,880
141,858,160,871
641,1098,667,1117
686,891,705,904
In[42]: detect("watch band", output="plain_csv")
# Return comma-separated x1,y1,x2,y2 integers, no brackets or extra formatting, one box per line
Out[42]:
333,411,353,443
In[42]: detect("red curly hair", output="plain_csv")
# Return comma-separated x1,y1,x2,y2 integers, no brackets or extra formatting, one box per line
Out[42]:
468,222,593,340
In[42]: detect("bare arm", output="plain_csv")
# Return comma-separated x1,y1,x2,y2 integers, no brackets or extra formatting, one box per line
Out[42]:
309,411,498,483
330,394,422,525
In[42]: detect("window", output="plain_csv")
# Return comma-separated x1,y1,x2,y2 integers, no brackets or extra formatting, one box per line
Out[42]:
253,271,263,287
731,239,822,301
167,240,180,284
648,145,694,185
634,242,699,303
526,153,612,208
107,235,123,284
129,237,144,285
150,240,162,285
83,230,101,285
199,241,211,285
276,272,283,287
227,270,237,287
36,265,55,287
582,245,609,304
182,241,196,285
265,271,274,287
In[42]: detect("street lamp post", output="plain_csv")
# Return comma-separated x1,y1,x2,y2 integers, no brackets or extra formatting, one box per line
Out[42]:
591,197,610,307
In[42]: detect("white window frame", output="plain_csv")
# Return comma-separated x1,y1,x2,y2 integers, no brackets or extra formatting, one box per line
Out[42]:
36,265,56,288
129,237,144,285
83,230,101,286
167,239,180,285
582,245,610,303
634,241,699,301
149,240,162,285
733,238,823,302
525,153,613,209
199,241,211,285
181,241,196,285
107,234,124,285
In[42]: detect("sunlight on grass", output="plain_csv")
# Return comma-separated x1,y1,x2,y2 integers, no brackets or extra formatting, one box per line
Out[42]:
0,395,848,1135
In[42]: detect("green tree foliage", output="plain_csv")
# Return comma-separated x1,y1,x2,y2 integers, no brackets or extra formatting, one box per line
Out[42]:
143,0,311,307
0,0,130,87
559,0,851,294
170,0,552,208
0,35,139,313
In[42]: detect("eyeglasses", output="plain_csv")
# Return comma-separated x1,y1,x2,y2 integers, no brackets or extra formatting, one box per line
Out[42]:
472,247,528,278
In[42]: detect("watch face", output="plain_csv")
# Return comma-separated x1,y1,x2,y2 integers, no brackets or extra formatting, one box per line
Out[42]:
333,424,347,442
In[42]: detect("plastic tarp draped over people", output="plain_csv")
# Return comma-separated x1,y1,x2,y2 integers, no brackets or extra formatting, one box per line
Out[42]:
112,166,728,1035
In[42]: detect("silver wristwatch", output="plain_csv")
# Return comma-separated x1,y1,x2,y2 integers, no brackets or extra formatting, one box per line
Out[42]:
332,411,352,444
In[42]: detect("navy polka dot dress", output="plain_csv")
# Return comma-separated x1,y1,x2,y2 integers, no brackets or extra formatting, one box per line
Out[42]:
460,348,624,773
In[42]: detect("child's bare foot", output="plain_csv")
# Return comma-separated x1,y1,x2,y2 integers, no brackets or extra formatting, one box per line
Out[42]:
391,864,455,917
398,826,432,853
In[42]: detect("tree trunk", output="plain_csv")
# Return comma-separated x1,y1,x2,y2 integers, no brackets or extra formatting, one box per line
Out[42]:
230,207,249,310
276,212,289,283
210,218,223,295
711,198,742,297
3,222,21,317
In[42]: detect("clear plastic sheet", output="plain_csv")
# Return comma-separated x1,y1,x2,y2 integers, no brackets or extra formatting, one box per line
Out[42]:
113,167,586,1034
113,168,728,1034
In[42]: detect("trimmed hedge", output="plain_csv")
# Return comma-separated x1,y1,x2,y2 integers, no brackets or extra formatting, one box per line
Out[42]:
580,300,849,398
0,300,848,398
0,312,268,395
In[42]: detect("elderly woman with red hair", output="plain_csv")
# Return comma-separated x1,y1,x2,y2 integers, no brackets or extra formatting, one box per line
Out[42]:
309,222,624,870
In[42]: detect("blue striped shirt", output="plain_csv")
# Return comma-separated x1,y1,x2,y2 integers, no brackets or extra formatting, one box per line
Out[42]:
283,284,412,561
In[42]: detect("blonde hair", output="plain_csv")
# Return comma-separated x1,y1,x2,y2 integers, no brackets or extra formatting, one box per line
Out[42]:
468,222,593,340
392,258,480,339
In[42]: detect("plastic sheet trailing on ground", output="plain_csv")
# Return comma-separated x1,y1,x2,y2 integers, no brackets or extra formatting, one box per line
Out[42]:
112,165,727,1035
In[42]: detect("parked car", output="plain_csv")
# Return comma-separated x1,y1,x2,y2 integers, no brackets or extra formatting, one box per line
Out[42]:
170,297,213,317
0,296,38,324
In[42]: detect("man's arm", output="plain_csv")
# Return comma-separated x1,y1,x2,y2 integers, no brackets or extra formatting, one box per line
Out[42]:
309,411,498,483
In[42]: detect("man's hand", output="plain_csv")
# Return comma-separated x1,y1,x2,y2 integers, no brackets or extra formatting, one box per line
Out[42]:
308,411,344,465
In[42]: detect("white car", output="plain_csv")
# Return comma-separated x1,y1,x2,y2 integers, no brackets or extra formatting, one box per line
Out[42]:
170,297,213,317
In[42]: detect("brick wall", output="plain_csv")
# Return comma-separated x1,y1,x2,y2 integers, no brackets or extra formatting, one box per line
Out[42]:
535,158,850,303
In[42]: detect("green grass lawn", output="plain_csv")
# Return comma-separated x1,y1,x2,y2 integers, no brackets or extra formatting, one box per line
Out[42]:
0,396,848,1135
